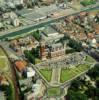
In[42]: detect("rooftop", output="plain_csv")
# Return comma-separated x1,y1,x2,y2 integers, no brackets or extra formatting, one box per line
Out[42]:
15,60,27,72
51,43,63,49
42,26,59,36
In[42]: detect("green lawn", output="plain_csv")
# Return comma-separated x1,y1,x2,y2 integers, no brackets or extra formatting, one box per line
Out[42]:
0,58,7,69
85,55,96,63
47,87,60,97
0,48,7,70
0,48,15,100
39,69,52,82
35,58,41,64
60,64,91,83
81,0,96,6
0,48,5,56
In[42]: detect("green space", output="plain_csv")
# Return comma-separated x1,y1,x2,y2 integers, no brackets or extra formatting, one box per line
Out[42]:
24,47,40,65
33,30,41,41
67,64,99,100
81,0,96,6
85,55,96,63
35,58,41,64
0,48,5,56
65,49,76,54
60,64,91,83
0,48,7,70
0,58,7,69
39,69,52,82
47,87,60,97
8,79,15,100
4,76,15,100
0,48,15,100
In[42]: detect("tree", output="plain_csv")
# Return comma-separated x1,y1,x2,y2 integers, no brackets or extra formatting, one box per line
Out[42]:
24,50,35,64
33,30,41,41
94,15,99,23
1,84,13,100
67,90,88,100
16,4,24,10
95,88,99,97
85,86,95,98
31,47,40,58
87,66,99,79
69,79,82,91
68,39,83,51
94,96,99,100
96,79,99,88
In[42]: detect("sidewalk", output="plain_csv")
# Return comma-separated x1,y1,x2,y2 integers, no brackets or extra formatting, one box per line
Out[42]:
51,68,61,86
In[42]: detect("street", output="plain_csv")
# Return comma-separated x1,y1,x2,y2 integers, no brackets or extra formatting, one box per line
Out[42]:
0,4,99,39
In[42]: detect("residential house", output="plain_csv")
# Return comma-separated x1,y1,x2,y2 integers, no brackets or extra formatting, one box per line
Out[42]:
15,60,27,73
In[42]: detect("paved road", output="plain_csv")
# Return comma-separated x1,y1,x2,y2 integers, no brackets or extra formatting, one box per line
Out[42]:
0,42,18,58
51,68,61,85
0,4,99,39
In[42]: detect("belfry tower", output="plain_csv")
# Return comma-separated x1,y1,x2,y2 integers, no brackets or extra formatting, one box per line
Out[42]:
39,40,46,60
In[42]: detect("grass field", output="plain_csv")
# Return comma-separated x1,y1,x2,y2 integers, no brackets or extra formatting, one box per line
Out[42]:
81,0,96,6
39,69,52,82
0,48,15,100
47,87,60,97
0,48,5,56
0,48,7,70
85,55,96,63
60,64,91,83
0,58,7,69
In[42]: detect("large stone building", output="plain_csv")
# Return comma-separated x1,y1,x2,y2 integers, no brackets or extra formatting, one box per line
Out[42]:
39,40,66,60
50,43,66,58
39,26,66,60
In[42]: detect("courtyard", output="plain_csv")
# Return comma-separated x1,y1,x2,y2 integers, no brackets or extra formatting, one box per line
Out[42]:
39,69,52,82
60,64,91,83
47,87,61,97
38,52,96,85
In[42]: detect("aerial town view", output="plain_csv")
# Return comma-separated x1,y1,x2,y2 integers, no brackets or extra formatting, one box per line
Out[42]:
0,0,99,100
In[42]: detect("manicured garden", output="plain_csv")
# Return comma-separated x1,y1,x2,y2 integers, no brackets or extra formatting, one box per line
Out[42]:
47,87,60,97
66,64,99,100
39,69,52,82
85,55,96,63
60,64,91,83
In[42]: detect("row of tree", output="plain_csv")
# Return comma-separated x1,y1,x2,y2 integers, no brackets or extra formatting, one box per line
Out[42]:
0,83,13,100
68,38,83,52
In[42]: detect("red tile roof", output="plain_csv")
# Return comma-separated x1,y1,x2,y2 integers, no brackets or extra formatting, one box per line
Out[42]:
15,61,27,72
